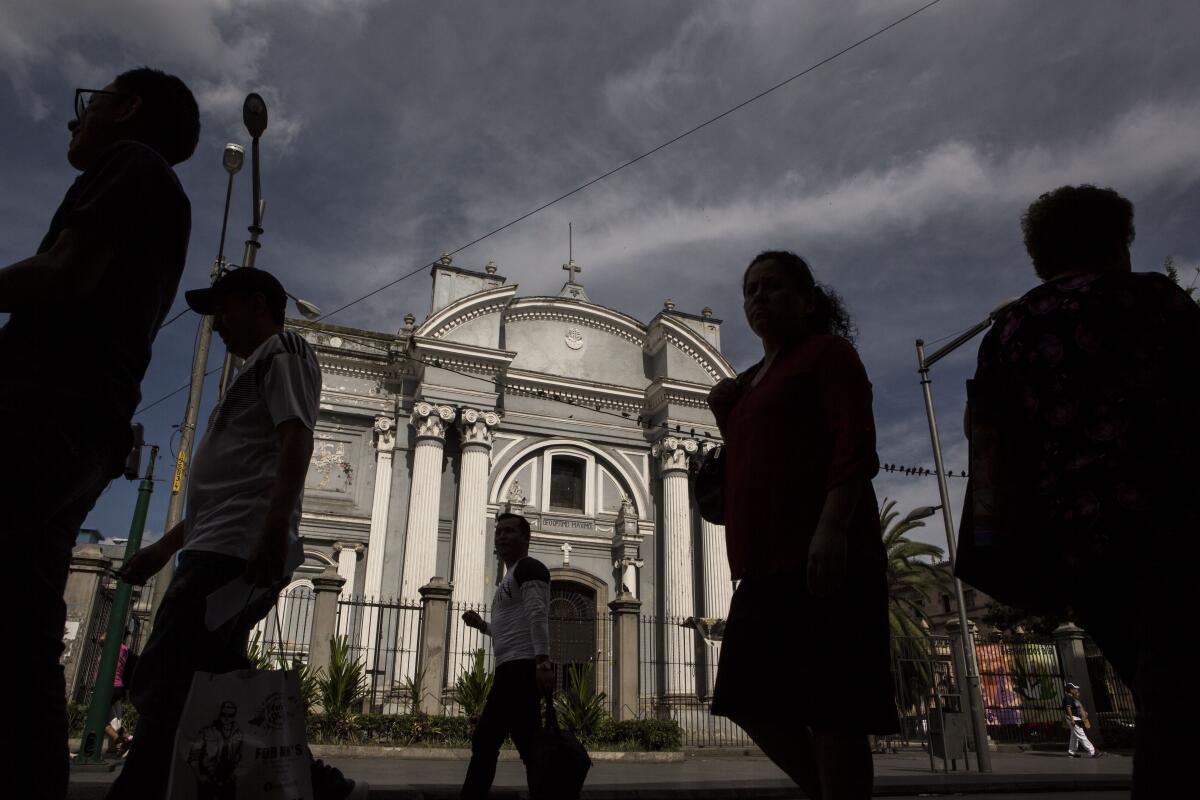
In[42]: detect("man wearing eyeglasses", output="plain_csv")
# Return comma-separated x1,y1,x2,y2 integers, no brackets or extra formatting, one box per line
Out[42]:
0,67,199,800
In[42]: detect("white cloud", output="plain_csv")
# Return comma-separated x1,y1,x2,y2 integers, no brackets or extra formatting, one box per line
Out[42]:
569,98,1200,270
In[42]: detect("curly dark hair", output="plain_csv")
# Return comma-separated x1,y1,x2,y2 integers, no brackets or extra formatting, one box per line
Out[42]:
114,67,200,165
1021,185,1135,280
744,250,857,342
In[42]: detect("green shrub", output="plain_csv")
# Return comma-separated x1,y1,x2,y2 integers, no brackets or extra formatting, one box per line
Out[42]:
397,664,432,715
553,662,607,739
304,711,680,750
318,636,367,715
452,649,493,718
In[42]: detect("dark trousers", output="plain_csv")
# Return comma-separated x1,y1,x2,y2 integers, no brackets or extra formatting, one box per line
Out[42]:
1,414,122,800
1074,558,1199,798
461,659,542,799
106,550,280,800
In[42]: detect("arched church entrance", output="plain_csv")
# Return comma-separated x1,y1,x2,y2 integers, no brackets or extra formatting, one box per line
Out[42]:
549,580,596,693
546,570,610,698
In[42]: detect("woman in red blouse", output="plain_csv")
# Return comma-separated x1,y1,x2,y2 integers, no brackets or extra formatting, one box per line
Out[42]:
708,251,896,800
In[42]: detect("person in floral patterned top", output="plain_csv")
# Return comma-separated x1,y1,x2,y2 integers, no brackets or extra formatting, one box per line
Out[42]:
968,184,1199,796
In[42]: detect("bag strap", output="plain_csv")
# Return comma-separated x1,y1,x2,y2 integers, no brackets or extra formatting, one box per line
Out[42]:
542,689,561,733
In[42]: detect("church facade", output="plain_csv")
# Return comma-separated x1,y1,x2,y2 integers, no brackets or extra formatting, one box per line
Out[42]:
283,256,736,700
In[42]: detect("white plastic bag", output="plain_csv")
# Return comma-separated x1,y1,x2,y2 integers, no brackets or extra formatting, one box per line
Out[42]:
168,668,313,800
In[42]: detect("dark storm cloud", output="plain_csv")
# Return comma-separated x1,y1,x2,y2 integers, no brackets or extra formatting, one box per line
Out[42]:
2,0,1197,545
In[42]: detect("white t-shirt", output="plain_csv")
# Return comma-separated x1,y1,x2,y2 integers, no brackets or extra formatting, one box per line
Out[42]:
182,331,320,560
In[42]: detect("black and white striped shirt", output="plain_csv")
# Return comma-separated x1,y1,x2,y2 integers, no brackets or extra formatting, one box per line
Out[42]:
484,557,551,666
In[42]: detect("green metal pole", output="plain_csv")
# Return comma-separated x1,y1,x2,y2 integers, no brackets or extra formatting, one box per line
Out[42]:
76,446,158,764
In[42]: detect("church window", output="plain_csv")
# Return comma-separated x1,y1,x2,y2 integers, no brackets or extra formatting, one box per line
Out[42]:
549,456,586,512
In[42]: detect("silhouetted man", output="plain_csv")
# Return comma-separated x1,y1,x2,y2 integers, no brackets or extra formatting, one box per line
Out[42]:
0,67,199,800
112,268,364,799
460,513,555,799
964,184,1200,796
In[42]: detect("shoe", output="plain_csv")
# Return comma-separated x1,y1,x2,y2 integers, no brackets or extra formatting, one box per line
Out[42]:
1066,752,1077,758
1091,752,1103,758
311,758,368,800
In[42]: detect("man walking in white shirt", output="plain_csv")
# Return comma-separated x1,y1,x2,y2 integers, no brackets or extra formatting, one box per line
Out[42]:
1063,682,1099,758
110,268,364,799
460,513,555,799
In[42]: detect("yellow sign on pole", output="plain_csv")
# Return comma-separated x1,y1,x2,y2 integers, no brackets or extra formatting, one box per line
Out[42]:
172,449,187,494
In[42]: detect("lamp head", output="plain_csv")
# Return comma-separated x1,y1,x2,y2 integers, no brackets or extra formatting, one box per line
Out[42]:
294,297,322,320
242,93,268,138
222,143,245,175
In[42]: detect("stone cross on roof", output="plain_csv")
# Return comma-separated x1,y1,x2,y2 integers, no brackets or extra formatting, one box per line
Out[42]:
562,258,581,284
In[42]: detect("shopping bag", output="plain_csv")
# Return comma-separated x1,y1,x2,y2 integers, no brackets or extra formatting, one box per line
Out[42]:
167,668,313,800
528,691,591,800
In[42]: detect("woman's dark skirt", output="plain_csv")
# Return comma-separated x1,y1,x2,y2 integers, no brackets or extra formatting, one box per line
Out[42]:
711,555,899,735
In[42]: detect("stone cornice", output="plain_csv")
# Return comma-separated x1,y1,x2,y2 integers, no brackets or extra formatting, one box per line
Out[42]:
502,369,644,413
644,379,716,414
505,297,646,346
645,316,736,381
411,336,517,375
416,283,518,340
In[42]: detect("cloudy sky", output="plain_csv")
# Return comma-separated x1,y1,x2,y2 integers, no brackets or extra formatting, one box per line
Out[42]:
3,0,1198,551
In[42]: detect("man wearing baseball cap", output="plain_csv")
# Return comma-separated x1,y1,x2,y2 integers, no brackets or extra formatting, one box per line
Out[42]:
112,267,365,799
1063,682,1099,758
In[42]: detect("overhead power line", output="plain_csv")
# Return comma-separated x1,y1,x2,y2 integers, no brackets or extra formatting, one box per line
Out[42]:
136,0,947,413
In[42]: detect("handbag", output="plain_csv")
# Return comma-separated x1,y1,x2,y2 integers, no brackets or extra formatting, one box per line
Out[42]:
528,691,592,800
693,444,725,525
167,668,313,800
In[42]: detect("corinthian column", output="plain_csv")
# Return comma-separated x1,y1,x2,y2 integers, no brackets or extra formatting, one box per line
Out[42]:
400,403,456,601
652,435,699,697
363,417,397,600
358,417,397,680
698,444,733,619
449,408,501,679
451,409,501,605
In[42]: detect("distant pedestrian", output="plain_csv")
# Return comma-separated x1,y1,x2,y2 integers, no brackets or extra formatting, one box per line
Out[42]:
459,513,556,799
1063,683,1098,758
708,251,897,800
0,67,198,800
95,631,136,756
108,268,364,800
961,185,1200,796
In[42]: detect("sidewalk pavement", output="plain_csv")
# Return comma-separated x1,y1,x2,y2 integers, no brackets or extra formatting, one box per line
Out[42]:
68,748,1132,798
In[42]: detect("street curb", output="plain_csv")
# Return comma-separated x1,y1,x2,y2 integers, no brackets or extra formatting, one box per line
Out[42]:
309,745,686,762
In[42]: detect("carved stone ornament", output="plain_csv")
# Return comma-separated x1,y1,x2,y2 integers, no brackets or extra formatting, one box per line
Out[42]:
410,402,456,440
507,479,527,506
373,416,397,452
459,408,502,447
652,436,699,473
564,327,584,350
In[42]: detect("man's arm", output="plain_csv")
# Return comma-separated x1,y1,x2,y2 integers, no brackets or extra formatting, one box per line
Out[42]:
115,517,187,585
245,419,313,586
0,228,114,313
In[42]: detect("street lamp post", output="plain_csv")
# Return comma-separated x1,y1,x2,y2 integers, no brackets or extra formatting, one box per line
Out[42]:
914,298,1016,773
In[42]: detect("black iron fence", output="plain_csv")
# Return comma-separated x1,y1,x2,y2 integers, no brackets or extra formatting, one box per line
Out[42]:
1087,650,1137,747
335,595,423,713
884,635,957,758
637,614,751,748
73,587,148,706
974,637,1065,746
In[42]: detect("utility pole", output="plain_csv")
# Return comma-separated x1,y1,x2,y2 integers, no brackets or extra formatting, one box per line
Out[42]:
76,447,159,764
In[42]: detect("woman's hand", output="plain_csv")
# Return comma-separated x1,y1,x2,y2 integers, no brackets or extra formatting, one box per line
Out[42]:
462,610,486,631
806,523,848,597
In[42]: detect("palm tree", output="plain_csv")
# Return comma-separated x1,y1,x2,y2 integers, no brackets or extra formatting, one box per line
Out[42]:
880,499,955,736
880,498,951,641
